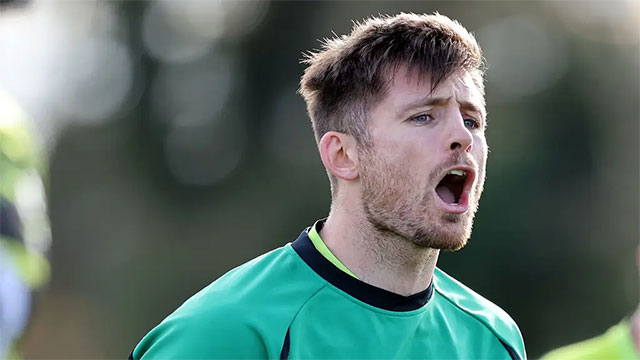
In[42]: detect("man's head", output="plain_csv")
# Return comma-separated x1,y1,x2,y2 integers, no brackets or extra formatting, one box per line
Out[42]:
300,13,487,251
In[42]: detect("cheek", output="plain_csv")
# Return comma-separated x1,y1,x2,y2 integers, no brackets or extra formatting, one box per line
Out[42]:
371,130,440,183
390,132,438,165
392,143,431,182
368,145,421,190
471,137,488,188
372,136,412,169
472,136,488,167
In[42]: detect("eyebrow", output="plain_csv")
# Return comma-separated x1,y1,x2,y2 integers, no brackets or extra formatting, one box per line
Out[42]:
397,95,486,119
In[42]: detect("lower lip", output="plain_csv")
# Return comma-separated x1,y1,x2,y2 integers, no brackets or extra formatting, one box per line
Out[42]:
434,189,470,214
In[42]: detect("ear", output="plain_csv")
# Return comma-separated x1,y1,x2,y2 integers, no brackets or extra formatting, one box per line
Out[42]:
318,131,359,182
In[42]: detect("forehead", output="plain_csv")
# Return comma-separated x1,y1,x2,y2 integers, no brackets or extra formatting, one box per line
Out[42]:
379,67,486,118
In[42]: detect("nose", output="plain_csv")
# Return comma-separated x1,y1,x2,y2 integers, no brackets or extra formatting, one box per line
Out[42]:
446,113,473,153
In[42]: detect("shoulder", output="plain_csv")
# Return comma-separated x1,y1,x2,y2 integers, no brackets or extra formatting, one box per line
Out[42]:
131,303,266,359
433,267,526,359
132,244,325,359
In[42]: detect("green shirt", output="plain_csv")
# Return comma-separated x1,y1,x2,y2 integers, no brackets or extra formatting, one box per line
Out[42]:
131,221,526,359
542,320,637,360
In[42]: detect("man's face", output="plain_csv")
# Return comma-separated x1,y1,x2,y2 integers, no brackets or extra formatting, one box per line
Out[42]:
359,68,487,251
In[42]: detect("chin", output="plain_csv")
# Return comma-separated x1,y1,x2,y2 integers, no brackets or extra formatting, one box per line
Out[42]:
436,236,469,252
411,215,472,251
412,233,469,251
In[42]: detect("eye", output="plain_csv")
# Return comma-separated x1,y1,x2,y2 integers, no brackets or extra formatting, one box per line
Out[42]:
412,114,434,125
463,118,480,130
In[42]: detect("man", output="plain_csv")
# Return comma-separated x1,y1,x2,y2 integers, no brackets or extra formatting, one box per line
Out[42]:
542,249,640,359
131,13,526,359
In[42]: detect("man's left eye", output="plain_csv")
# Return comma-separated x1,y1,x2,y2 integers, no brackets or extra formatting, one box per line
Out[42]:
463,118,479,129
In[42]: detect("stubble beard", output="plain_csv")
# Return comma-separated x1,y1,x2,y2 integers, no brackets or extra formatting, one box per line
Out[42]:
359,149,484,251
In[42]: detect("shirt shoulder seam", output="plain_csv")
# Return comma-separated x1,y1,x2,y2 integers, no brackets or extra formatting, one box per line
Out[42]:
284,244,332,326
434,287,520,358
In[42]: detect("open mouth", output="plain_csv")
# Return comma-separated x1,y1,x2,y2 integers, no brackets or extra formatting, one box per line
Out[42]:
435,169,471,205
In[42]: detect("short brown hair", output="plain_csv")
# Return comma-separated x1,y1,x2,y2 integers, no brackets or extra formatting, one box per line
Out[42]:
300,13,485,146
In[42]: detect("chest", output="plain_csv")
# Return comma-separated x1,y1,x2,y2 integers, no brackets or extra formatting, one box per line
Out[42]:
281,290,511,359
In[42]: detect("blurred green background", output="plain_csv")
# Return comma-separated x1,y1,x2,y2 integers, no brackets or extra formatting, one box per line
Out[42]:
0,1,638,358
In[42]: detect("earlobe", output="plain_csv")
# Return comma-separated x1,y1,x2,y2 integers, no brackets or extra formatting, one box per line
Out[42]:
319,132,359,182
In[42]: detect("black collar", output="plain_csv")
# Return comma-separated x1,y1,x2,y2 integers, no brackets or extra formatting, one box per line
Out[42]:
291,221,433,312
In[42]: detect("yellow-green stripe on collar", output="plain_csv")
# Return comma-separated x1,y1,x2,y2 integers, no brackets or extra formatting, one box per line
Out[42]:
307,221,358,279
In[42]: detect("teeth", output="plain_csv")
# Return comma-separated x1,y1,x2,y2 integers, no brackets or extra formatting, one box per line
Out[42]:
449,169,466,177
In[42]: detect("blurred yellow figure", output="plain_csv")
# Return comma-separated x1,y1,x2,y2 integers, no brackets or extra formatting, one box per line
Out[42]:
543,321,638,360
0,89,51,359
543,250,640,360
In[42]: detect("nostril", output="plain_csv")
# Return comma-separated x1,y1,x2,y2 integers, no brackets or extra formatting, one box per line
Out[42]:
450,142,461,150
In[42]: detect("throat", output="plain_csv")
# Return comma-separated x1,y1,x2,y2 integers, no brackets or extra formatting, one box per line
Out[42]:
325,215,439,296
356,224,440,296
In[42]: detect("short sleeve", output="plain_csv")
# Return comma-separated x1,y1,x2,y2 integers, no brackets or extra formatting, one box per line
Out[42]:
131,309,268,359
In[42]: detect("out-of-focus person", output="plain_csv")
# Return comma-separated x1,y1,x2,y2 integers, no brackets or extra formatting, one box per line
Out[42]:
542,249,640,360
0,89,51,359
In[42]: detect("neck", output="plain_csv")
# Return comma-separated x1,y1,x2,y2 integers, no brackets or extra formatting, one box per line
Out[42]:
320,201,439,296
